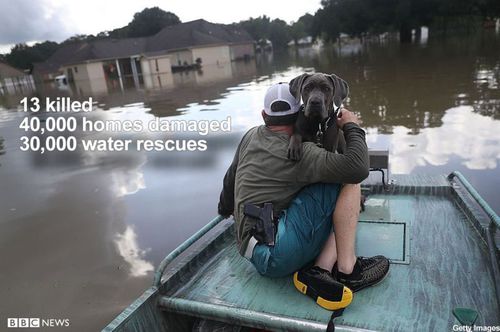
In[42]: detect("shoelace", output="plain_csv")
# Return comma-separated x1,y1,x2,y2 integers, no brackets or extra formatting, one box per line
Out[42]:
335,257,388,281
357,258,388,280
358,256,378,268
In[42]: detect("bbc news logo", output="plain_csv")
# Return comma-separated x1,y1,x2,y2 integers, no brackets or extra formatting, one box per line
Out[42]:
7,318,70,328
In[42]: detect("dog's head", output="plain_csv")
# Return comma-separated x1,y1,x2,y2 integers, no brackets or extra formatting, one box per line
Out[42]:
289,73,349,121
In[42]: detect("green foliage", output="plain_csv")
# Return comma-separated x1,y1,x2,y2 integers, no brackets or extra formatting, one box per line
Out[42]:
62,34,97,44
314,0,500,42
4,41,59,71
109,7,180,38
317,0,413,39
238,16,292,49
239,16,271,42
269,19,292,49
290,14,315,43
310,7,337,42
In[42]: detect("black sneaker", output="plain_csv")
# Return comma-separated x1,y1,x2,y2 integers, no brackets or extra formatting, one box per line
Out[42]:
335,256,390,292
293,266,353,310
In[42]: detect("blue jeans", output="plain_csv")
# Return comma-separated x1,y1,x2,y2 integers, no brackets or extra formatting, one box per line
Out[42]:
250,183,341,278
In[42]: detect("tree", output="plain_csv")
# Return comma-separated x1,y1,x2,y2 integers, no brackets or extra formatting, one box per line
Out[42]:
62,34,95,44
290,14,315,44
5,41,59,71
311,7,337,42
238,16,292,49
269,19,292,49
239,16,272,42
110,7,180,38
314,0,499,43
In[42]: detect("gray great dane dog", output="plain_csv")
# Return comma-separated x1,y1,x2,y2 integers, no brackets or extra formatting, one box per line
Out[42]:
287,73,350,160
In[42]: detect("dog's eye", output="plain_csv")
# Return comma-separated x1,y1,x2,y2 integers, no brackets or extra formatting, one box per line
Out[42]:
321,85,331,92
303,85,312,92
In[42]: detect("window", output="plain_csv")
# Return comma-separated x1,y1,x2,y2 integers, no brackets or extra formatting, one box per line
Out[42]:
74,66,78,73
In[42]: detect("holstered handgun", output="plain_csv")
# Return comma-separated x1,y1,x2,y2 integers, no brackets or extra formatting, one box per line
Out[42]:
244,202,276,246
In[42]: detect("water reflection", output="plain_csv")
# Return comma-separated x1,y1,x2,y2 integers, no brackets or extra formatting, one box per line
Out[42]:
115,226,154,277
83,152,147,197
475,67,499,90
472,62,500,118
367,106,500,174
64,61,257,101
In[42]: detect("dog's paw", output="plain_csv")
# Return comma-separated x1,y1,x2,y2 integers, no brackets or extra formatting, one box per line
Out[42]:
288,134,303,161
287,144,303,161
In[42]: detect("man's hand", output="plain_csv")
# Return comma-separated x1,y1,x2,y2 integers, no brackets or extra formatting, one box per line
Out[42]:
336,108,360,129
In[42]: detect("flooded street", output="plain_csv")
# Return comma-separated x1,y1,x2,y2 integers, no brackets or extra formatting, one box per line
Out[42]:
1,32,499,331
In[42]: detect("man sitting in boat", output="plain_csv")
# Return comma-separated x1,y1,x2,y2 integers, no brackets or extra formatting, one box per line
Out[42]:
217,82,390,310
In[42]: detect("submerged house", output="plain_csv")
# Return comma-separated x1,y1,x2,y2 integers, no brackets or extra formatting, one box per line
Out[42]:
33,19,255,94
34,38,161,94
0,61,35,95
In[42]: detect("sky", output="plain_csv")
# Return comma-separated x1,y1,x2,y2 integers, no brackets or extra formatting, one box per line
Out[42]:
0,0,322,54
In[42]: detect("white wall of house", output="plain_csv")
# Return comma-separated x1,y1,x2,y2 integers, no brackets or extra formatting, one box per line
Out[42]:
64,63,86,82
191,45,231,66
140,55,173,89
168,50,193,67
63,62,108,95
140,58,151,77
230,43,255,61
85,62,107,95
86,62,106,81
141,56,172,74
63,62,105,81
154,56,171,74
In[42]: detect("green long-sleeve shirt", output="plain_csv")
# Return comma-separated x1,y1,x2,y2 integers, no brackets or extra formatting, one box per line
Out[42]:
218,122,369,255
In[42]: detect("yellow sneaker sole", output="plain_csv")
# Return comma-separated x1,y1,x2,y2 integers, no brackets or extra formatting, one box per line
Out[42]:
293,272,353,310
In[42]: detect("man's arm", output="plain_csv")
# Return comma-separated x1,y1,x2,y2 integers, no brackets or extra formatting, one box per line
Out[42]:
297,109,369,184
217,129,254,217
218,148,239,217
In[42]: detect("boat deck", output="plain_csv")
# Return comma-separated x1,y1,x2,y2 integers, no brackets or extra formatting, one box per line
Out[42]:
103,174,499,331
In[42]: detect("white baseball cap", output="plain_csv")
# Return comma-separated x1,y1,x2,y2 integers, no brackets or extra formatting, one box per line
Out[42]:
263,82,301,116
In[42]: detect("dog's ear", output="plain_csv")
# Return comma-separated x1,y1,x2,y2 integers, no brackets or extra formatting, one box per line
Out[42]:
289,73,310,101
327,74,349,111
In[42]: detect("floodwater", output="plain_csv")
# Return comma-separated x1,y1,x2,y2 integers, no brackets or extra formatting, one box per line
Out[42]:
1,32,499,331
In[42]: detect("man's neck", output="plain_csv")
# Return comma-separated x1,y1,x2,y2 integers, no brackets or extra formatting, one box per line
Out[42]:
267,125,294,136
